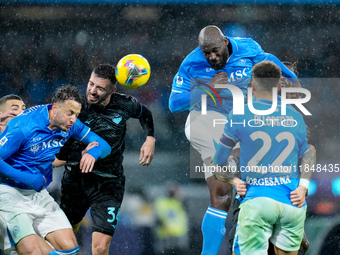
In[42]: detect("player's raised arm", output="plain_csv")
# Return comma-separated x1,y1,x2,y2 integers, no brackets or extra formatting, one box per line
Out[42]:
264,53,297,83
137,105,155,166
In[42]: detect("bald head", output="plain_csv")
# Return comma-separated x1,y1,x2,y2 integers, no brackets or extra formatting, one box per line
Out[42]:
198,25,225,48
198,26,230,70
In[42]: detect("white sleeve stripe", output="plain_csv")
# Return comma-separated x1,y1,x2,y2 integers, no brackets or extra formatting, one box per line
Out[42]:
206,211,227,219
207,207,228,216
79,128,91,142
171,90,183,93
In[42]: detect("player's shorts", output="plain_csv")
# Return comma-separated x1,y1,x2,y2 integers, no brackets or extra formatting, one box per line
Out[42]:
233,197,306,255
61,167,125,236
0,184,72,253
185,110,227,179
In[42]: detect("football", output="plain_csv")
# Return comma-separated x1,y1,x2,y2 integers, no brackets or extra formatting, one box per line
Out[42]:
115,54,151,89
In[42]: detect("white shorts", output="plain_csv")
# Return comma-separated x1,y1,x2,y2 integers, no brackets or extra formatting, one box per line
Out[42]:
233,197,306,255
0,184,72,253
185,110,227,179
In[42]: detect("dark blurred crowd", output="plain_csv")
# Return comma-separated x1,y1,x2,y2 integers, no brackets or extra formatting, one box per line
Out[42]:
0,4,339,158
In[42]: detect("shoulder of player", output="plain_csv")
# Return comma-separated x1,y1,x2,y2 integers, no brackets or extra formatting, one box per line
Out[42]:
181,47,207,68
110,92,139,105
229,37,262,57
12,105,46,129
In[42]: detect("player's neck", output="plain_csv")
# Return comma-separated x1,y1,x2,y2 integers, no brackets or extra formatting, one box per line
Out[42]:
254,92,275,101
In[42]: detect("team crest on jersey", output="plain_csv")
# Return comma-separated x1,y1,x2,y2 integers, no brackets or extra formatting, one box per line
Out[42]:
238,59,246,65
112,113,122,124
60,131,68,137
176,75,183,85
12,225,20,236
30,144,41,154
0,136,8,146
206,68,213,72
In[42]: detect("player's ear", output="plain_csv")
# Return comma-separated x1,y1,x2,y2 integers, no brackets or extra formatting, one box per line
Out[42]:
277,81,282,91
251,81,256,91
224,37,228,46
51,103,59,115
110,86,117,95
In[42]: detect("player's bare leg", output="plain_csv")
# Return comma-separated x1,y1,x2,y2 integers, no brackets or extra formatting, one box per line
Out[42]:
92,232,112,255
16,234,53,255
206,177,233,211
273,245,298,255
298,232,309,254
45,228,78,251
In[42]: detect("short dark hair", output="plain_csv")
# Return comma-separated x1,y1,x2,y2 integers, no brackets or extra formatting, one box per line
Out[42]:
93,64,117,88
252,61,281,91
0,94,23,110
282,61,299,76
51,85,82,105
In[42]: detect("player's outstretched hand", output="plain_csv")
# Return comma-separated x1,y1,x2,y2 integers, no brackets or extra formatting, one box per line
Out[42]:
80,153,96,173
290,186,307,208
139,136,155,166
234,179,247,197
210,72,228,90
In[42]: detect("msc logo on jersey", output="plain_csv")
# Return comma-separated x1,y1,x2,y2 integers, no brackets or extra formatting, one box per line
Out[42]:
112,113,123,125
29,138,67,154
42,138,67,150
0,136,8,147
30,144,41,154
228,68,250,83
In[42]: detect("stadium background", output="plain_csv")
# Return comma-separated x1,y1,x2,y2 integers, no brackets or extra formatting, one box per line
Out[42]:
0,1,340,254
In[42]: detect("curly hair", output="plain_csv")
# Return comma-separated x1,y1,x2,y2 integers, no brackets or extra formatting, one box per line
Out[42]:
51,84,82,105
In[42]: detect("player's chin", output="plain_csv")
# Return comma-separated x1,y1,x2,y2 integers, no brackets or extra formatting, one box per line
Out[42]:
210,62,225,70
62,125,72,132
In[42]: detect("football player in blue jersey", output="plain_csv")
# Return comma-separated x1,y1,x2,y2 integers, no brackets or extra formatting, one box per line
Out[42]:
0,85,111,255
212,61,315,255
169,25,297,255
0,94,26,134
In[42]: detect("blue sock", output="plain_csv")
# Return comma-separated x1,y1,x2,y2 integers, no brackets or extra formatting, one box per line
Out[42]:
49,246,80,255
201,206,227,255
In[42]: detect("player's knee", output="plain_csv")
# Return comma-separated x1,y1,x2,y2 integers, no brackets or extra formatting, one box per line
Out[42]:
92,242,110,255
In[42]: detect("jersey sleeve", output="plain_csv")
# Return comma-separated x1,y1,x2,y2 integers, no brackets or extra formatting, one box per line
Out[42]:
0,126,46,191
212,111,239,165
247,39,267,63
0,125,24,161
169,59,193,113
70,118,91,142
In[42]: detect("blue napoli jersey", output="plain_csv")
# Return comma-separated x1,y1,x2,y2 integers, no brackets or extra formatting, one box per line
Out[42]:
0,104,91,189
224,97,309,206
169,37,297,115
